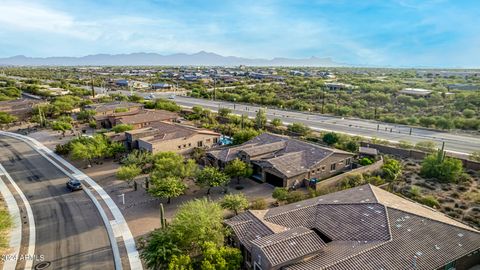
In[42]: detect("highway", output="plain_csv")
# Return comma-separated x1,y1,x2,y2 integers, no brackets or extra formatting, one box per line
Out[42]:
106,89,480,155
0,135,115,270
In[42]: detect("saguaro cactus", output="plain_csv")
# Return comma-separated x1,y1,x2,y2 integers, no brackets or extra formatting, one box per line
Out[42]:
160,203,167,229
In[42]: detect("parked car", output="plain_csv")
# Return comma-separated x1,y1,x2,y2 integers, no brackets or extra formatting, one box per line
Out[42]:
66,179,83,191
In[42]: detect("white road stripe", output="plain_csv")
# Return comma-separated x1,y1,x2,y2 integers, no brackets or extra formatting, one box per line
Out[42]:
0,163,35,270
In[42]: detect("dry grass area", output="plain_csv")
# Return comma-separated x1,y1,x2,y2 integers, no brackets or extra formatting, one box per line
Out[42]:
0,196,12,255
391,158,480,229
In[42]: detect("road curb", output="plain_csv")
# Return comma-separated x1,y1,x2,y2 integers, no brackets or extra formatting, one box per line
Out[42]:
0,168,22,270
0,163,35,270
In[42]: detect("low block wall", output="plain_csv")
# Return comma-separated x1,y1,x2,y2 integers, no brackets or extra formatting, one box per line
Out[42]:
313,158,384,191
360,142,480,171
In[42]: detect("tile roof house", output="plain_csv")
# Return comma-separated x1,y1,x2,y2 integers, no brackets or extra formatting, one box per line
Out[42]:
115,110,178,129
86,101,143,116
207,133,354,188
91,104,178,129
125,121,220,154
226,184,480,270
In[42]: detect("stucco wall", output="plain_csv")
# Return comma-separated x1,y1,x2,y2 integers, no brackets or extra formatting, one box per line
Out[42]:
312,157,384,191
139,133,220,154
360,142,480,171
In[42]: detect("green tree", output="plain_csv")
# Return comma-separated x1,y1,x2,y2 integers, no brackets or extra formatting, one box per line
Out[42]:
463,109,475,118
150,176,187,204
116,165,142,186
287,122,310,136
344,140,359,152
232,128,260,145
141,228,182,270
168,255,193,270
152,152,198,180
70,141,95,166
322,132,339,146
196,167,230,194
272,187,289,202
220,193,249,215
217,108,232,117
381,158,402,181
0,112,17,125
171,198,225,255
420,151,463,183
199,241,242,270
76,110,96,122
271,118,282,127
112,124,133,133
51,121,72,137
255,108,267,130
224,158,252,184
121,149,153,172
435,117,454,130
191,147,207,163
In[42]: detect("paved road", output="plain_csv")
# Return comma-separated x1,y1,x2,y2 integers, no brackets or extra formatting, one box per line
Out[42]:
0,135,115,270
106,89,480,155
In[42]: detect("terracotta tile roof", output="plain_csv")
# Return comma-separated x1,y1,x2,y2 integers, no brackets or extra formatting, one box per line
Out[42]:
251,227,327,268
134,121,220,144
226,184,480,270
87,101,143,113
116,109,178,125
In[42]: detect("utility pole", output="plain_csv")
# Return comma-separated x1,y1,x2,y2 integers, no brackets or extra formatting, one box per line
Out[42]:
213,77,217,100
321,89,326,114
90,72,95,98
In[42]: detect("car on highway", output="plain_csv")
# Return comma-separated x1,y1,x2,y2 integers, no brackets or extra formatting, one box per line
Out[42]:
66,179,83,191
168,94,176,99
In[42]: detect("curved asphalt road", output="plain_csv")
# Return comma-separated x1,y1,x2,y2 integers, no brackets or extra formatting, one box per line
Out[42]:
0,135,114,270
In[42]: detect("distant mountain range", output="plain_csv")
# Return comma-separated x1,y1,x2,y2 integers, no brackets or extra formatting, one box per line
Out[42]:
0,51,345,67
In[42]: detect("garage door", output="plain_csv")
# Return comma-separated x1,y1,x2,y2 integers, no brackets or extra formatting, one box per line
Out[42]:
265,172,284,187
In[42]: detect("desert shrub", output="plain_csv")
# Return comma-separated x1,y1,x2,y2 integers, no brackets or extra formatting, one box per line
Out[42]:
419,195,440,208
338,174,365,189
420,152,463,183
250,198,268,210
358,157,374,166
286,191,305,204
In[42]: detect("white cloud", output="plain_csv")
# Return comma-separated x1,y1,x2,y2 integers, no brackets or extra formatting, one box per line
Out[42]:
0,1,96,40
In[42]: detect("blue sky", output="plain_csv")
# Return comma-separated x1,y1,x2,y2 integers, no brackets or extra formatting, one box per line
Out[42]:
0,0,479,67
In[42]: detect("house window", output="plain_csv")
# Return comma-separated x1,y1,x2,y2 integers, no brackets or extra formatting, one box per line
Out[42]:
213,138,218,143
178,145,181,149
330,163,336,171
206,138,211,142
183,144,187,148
345,158,351,166
321,166,326,171
197,141,203,147
188,143,191,147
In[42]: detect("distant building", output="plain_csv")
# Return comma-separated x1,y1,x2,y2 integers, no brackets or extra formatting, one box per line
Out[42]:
447,84,479,91
86,101,143,116
115,110,178,129
114,79,129,87
399,88,432,97
324,82,355,91
207,133,353,188
151,83,173,90
226,184,480,270
126,121,220,154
